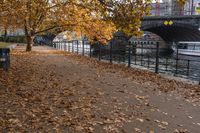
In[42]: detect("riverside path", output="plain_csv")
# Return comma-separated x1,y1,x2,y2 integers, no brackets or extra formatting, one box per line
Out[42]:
0,46,200,133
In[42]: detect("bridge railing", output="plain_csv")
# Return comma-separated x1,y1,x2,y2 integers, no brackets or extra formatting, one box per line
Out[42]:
49,40,200,84
149,6,199,16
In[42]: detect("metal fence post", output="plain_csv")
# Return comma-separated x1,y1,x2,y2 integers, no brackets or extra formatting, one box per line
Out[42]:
63,42,65,51
77,40,79,54
70,41,71,52
72,41,74,53
89,43,92,58
134,42,137,65
110,42,113,63
141,42,143,66
59,42,60,50
187,60,190,76
82,40,85,56
165,58,168,71
175,43,179,75
99,42,101,61
128,42,131,67
155,41,159,73
60,41,62,51
68,42,70,52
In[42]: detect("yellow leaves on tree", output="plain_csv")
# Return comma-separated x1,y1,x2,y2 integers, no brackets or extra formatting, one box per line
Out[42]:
56,2,116,44
0,0,151,51
102,0,151,37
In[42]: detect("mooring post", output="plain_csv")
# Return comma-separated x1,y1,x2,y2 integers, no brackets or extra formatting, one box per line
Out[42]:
155,41,159,74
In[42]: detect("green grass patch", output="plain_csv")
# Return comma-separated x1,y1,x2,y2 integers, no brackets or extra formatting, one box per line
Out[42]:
0,42,12,48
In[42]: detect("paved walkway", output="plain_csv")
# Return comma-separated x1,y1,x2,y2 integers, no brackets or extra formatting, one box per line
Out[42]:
0,46,200,133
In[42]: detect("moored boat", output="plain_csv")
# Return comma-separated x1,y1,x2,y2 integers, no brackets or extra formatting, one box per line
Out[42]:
172,42,200,56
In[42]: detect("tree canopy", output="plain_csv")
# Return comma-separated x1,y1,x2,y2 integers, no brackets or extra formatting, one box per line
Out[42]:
0,0,151,51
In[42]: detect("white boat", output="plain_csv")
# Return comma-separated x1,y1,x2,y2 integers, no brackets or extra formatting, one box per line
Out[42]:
172,42,200,56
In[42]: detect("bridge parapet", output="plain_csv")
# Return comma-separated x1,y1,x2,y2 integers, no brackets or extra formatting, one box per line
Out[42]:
142,15,200,30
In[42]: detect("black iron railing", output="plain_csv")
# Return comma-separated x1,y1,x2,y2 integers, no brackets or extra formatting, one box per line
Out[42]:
51,40,200,84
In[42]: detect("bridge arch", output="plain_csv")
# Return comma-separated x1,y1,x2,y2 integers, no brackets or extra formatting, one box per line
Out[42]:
141,16,200,42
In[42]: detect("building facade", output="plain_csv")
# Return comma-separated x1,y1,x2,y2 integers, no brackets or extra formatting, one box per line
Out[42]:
151,0,200,16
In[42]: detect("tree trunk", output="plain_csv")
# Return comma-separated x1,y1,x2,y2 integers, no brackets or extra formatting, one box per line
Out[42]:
24,23,34,52
26,35,34,52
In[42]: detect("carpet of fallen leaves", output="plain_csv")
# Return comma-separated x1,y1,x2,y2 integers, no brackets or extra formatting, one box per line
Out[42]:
0,46,200,133
66,53,200,103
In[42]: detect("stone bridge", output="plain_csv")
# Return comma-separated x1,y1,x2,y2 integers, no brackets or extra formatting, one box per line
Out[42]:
39,15,200,44
141,15,200,42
